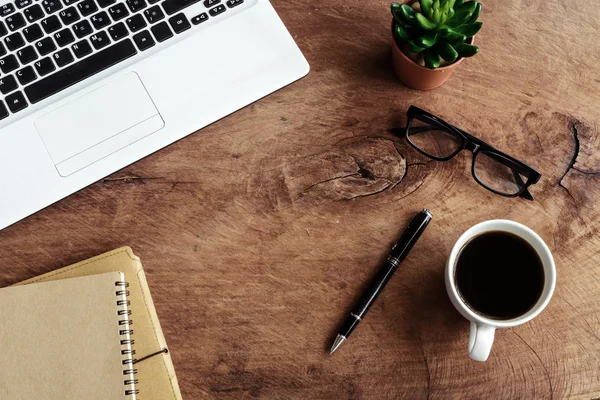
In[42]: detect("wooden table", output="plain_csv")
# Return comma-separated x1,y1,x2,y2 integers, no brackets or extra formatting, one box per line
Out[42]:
1,1,599,398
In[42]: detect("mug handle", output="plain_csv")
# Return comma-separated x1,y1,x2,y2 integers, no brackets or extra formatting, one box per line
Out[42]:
468,322,495,361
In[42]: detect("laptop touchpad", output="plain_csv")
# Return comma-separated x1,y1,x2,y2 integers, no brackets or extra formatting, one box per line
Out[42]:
34,72,164,177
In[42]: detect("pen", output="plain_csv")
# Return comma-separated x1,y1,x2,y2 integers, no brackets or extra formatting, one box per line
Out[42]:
330,208,433,354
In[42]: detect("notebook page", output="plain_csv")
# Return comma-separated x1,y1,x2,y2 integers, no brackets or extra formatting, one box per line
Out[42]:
0,272,133,400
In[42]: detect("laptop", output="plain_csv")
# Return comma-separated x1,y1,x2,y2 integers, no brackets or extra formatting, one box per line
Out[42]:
0,0,308,230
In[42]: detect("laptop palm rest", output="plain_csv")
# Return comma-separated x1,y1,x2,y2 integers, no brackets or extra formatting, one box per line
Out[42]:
33,72,165,177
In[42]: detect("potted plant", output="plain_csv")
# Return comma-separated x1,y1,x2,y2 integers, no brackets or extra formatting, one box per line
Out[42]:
391,0,482,90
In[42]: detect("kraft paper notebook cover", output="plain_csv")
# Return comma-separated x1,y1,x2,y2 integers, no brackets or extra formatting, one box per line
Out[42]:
16,247,182,400
0,272,137,399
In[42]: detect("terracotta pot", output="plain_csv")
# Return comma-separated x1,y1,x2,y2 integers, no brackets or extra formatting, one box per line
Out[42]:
391,13,474,90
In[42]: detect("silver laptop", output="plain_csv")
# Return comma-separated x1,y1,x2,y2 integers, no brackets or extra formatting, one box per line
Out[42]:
0,0,308,230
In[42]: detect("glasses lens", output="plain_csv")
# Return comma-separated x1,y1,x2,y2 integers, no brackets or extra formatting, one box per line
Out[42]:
474,151,529,195
407,116,462,158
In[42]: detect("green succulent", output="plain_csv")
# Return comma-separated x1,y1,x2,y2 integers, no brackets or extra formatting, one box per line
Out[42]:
391,0,482,69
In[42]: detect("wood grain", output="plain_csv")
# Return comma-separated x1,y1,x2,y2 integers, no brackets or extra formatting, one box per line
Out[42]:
1,0,600,398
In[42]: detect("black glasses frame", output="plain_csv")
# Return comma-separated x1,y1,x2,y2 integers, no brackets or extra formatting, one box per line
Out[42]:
403,106,541,200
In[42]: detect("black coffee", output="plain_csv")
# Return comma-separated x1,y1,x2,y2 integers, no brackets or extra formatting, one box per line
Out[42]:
455,231,545,320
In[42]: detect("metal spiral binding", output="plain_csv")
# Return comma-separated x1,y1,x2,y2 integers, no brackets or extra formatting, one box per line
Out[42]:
116,281,140,398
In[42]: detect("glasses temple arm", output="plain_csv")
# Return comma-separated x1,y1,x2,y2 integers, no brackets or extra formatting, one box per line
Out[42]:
481,151,535,200
485,151,535,200
512,169,534,200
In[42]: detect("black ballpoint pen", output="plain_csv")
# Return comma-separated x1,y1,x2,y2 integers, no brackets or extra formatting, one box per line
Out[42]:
330,208,433,354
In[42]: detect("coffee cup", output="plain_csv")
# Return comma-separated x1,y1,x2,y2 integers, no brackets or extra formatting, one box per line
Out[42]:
445,220,556,361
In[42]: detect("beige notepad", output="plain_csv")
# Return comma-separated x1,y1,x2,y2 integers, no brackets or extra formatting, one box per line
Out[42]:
0,272,137,400
16,247,182,400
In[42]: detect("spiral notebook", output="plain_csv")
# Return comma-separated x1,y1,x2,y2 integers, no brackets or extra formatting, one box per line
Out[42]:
14,247,183,400
0,272,138,399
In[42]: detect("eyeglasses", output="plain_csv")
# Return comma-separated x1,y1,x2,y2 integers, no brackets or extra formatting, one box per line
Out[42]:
399,106,541,200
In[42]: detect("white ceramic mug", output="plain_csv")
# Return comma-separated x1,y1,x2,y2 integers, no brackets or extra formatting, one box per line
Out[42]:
445,220,556,362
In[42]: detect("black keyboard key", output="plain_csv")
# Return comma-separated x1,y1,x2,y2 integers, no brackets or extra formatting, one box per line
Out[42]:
72,19,91,37
23,23,43,41
108,3,128,20
126,0,145,12
226,0,242,7
0,4,15,17
125,13,145,32
191,12,207,25
0,101,8,119
0,42,5,56
25,39,137,104
97,0,115,7
148,0,159,4
132,29,153,50
41,15,62,34
143,5,162,23
54,27,74,46
6,91,27,113
58,6,79,24
34,56,55,75
150,21,171,42
162,0,199,15
35,36,56,55
90,30,109,49
16,65,36,84
0,74,18,94
168,13,189,33
4,32,24,51
0,54,19,73
42,0,62,13
107,21,127,40
23,4,43,22
70,38,91,57
209,4,225,16
16,0,33,8
77,0,97,16
6,13,26,31
90,10,109,28
203,0,219,7
52,47,73,66
62,0,81,5
0,21,6,37
16,44,37,63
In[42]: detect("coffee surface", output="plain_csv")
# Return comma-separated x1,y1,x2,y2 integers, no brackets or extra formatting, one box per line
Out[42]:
455,231,545,320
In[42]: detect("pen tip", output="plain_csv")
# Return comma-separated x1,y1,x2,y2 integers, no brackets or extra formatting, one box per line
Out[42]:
329,335,346,354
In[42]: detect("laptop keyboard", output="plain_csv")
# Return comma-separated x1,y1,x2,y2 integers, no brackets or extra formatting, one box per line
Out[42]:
0,0,245,120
